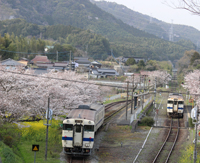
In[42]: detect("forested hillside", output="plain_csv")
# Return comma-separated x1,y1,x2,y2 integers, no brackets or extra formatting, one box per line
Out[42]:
0,19,196,61
93,0,200,45
0,0,196,61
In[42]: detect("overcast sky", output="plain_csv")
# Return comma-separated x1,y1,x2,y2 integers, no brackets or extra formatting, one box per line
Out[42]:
96,0,200,31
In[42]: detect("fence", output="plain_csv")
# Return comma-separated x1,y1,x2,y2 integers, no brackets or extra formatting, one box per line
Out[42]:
130,96,153,124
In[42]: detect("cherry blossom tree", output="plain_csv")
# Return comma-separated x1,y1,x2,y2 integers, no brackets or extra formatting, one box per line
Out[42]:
148,70,172,88
164,0,200,15
183,70,200,128
183,69,200,103
0,66,102,122
125,71,171,91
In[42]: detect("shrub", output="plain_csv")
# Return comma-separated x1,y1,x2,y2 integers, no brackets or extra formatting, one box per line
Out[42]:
140,116,155,126
188,118,194,128
3,135,14,148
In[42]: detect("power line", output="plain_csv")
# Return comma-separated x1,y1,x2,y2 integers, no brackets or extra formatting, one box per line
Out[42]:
0,49,73,55
0,69,129,89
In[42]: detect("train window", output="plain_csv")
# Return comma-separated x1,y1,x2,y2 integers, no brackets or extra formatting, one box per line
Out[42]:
167,101,173,104
84,125,94,132
75,125,82,133
178,101,184,104
63,124,73,130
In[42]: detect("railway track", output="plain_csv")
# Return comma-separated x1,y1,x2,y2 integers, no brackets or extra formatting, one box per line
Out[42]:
152,118,180,163
103,101,132,126
69,156,85,163
105,100,131,110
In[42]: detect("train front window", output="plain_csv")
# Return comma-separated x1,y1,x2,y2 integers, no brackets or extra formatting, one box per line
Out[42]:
75,125,82,133
84,125,94,132
63,124,73,131
168,101,173,104
178,101,184,104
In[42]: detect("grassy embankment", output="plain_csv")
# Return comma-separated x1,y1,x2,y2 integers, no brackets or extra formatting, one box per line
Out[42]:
0,120,62,163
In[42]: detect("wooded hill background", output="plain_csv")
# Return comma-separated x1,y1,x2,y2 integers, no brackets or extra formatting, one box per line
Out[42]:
0,0,197,61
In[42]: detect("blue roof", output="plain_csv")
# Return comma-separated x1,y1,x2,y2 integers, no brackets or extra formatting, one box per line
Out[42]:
1,58,25,66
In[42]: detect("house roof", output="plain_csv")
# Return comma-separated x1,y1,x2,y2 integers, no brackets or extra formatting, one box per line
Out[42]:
97,68,117,73
75,60,91,64
36,63,54,67
91,68,119,76
31,55,50,63
1,58,25,66
140,71,150,76
91,61,101,65
123,57,144,59
54,62,69,67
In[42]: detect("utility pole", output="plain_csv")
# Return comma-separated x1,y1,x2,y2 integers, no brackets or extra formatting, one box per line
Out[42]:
141,76,144,111
194,110,197,163
45,97,50,161
126,81,129,120
70,51,72,70
131,75,134,114
154,77,157,110
154,77,157,126
56,51,58,62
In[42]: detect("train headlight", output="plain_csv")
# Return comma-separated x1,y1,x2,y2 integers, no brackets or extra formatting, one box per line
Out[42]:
88,121,91,124
85,144,90,147
67,120,70,123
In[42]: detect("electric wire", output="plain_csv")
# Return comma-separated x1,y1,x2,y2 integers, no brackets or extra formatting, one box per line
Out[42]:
0,69,130,89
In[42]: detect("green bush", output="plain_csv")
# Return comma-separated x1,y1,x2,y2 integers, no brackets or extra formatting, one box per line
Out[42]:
3,135,14,148
189,118,195,128
0,123,21,147
140,116,155,126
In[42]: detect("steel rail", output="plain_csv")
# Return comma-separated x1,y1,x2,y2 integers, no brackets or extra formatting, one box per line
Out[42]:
105,100,131,110
103,101,132,126
152,118,180,163
165,118,180,163
69,157,85,163
152,118,173,163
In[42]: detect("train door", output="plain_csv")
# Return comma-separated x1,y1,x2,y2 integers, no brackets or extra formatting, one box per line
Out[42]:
173,100,178,112
73,125,83,147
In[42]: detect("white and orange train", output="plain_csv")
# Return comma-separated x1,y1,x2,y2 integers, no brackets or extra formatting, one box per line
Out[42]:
167,93,184,118
62,103,105,155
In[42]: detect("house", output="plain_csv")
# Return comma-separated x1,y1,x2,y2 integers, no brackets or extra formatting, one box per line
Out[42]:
140,71,150,77
1,58,26,68
119,57,145,64
48,61,69,71
18,58,29,66
30,55,51,65
90,68,119,78
74,57,91,72
74,57,89,62
36,63,54,68
90,61,102,68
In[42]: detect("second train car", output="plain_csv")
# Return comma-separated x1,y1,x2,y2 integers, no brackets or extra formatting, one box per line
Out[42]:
167,93,184,118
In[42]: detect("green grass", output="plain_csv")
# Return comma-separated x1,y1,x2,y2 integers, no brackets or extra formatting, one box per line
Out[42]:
0,120,63,163
19,141,61,163
0,141,24,163
178,129,200,163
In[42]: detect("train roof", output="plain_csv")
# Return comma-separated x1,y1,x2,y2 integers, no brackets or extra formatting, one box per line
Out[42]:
168,93,184,100
66,103,104,122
